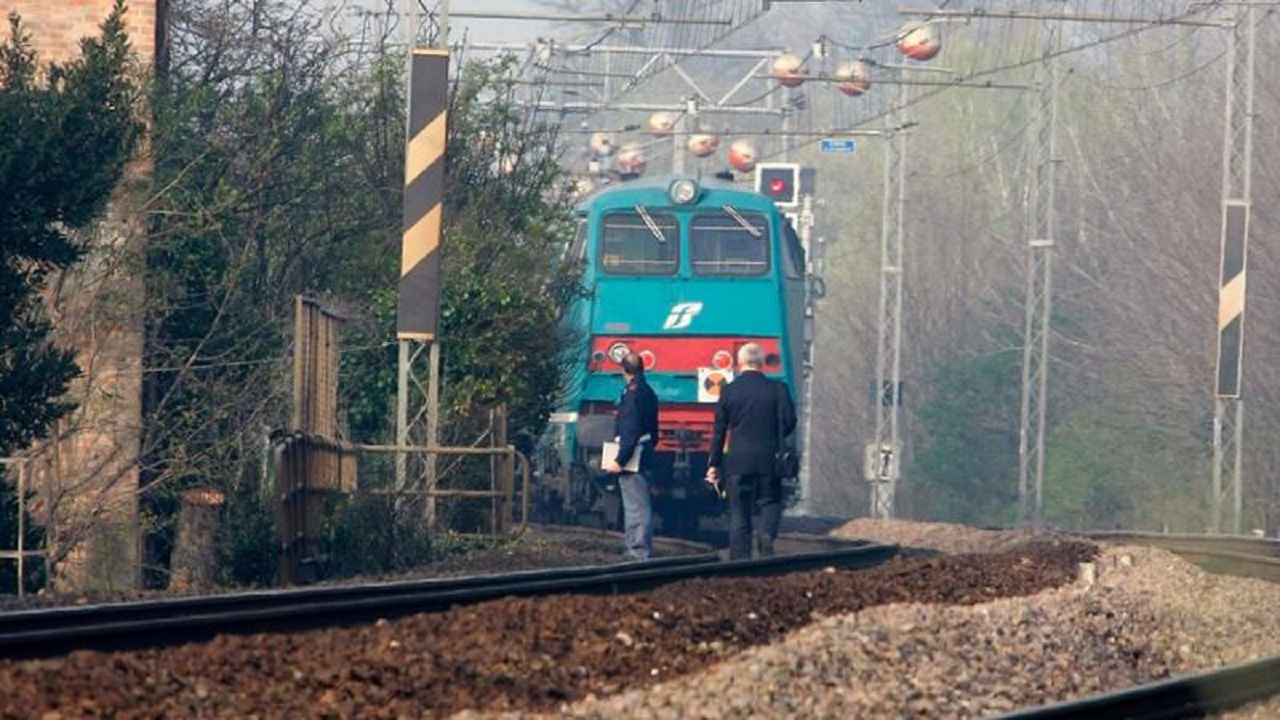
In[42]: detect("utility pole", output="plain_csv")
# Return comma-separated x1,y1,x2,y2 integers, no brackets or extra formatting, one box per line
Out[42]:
393,0,418,500
797,194,818,516
673,99,697,174
869,78,907,520
780,86,793,162
1017,14,1060,525
1212,2,1256,535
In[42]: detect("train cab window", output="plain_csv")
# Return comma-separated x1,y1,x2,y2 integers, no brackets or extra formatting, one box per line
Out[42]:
689,209,770,276
781,221,804,280
600,208,679,275
568,215,588,263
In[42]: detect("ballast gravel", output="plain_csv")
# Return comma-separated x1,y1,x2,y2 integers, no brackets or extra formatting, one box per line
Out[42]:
3,520,1278,719
0,537,1091,719
493,520,1280,720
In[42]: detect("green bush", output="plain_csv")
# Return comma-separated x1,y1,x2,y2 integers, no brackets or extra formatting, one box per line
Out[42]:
219,484,277,587
320,493,432,580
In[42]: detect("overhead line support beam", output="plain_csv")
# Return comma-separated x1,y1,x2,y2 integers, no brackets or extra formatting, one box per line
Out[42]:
467,43,783,59
897,7,1230,28
449,11,731,26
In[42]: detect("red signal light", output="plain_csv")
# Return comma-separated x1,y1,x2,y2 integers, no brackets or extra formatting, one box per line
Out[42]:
769,178,787,194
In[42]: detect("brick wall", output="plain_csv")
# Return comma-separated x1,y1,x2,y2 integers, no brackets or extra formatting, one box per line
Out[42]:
4,0,159,591
3,0,158,64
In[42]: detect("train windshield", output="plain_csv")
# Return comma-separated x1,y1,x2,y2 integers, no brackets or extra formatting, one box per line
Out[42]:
600,208,679,275
565,215,587,264
690,209,770,276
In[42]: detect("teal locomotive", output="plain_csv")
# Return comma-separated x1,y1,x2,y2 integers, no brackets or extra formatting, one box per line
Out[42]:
537,174,806,536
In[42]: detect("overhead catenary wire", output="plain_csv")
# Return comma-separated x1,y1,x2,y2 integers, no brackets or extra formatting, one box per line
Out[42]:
754,0,1227,164
505,0,1232,176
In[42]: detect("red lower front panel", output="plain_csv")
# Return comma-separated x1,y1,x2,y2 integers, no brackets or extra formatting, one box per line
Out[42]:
654,403,716,452
587,336,785,374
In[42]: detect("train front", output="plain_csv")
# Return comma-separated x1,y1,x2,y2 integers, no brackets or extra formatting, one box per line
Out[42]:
544,176,803,534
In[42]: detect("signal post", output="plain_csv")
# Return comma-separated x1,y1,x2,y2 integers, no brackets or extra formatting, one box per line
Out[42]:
755,163,821,515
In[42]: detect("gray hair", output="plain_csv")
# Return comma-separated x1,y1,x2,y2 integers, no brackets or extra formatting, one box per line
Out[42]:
737,342,765,369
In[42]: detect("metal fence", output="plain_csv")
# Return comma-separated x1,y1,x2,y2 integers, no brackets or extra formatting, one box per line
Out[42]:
273,432,529,584
1,457,48,597
280,295,529,585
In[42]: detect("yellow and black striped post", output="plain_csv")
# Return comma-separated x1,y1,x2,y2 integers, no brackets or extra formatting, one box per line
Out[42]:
397,48,449,340
1215,200,1250,398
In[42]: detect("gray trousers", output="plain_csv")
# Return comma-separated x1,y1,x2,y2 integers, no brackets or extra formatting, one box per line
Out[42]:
618,472,653,560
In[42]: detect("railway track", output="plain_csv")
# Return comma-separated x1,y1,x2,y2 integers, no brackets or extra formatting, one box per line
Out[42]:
0,535,896,661
5,527,1275,717
996,531,1280,720
1082,530,1280,584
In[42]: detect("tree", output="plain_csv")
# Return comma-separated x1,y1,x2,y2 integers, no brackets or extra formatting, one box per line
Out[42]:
143,0,580,582
904,326,1023,526
142,0,409,583
0,2,140,456
0,2,141,592
437,58,581,443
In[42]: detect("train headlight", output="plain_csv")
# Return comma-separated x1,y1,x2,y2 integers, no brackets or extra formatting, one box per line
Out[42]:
668,178,700,205
608,341,631,363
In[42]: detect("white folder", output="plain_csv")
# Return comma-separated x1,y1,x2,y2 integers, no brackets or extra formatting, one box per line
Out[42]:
601,439,643,473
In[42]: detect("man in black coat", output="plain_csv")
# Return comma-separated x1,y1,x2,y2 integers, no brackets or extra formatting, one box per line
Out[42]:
604,352,660,560
706,342,797,560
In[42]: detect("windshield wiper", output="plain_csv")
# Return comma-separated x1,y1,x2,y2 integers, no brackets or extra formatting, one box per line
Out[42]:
635,205,666,243
722,205,763,238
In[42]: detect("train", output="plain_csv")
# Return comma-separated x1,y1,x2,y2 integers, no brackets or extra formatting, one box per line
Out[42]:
534,172,808,537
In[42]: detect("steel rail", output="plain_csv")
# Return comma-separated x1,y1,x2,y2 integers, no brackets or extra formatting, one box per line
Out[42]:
1082,530,1280,557
993,531,1280,719
994,654,1280,719
0,543,899,661
1083,531,1280,583
0,553,720,637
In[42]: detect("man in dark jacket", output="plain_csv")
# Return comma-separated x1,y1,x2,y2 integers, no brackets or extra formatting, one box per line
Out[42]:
604,352,659,559
706,342,797,560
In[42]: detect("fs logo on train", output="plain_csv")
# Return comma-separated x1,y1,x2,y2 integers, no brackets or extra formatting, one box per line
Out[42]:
662,301,703,330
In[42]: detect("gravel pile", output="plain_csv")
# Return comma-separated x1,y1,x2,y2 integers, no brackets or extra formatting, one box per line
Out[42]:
4,520,1278,719
0,539,1093,718
510,522,1280,720
831,517,1050,554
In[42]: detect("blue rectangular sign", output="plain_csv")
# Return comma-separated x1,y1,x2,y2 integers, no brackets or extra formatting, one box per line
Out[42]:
820,138,857,154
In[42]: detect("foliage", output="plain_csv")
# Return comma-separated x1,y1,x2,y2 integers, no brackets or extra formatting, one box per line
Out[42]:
0,2,140,593
1044,405,1208,532
142,0,406,578
436,58,583,446
340,56,584,535
905,334,1022,526
0,2,141,456
144,0,580,583
320,493,432,579
217,482,277,586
